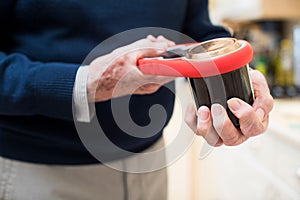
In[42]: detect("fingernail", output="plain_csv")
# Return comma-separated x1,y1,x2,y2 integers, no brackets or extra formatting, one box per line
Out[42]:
198,106,209,121
227,98,241,111
169,41,176,46
256,108,265,122
211,104,224,116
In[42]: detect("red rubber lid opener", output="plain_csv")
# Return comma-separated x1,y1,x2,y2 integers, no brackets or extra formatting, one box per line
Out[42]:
137,38,253,78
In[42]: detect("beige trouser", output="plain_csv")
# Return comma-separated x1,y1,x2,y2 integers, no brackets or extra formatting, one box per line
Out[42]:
0,139,167,200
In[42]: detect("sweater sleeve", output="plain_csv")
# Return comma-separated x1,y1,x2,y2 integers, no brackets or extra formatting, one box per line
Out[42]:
0,51,80,121
183,0,231,41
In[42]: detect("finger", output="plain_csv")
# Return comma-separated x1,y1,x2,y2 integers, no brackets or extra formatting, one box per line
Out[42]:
250,70,274,114
118,38,168,58
227,98,266,137
196,106,223,146
133,42,169,59
156,35,176,46
156,35,167,41
184,104,197,132
147,35,156,42
115,37,175,62
211,104,248,146
251,70,270,96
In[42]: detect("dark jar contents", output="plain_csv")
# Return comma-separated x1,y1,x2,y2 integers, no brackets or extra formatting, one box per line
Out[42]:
185,38,254,128
188,65,254,128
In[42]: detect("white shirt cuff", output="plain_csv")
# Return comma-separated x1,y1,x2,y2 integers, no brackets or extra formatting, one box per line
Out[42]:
73,66,95,122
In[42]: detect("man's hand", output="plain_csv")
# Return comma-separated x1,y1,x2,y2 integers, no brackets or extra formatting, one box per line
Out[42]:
87,35,175,102
185,70,274,146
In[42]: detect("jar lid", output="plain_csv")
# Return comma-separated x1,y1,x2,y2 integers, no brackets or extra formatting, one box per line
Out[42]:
137,38,253,78
186,38,240,59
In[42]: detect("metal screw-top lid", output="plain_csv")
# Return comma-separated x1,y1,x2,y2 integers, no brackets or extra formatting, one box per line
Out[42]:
186,38,241,60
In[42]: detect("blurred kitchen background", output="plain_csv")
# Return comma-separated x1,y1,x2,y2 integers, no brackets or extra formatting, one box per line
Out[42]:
164,0,300,199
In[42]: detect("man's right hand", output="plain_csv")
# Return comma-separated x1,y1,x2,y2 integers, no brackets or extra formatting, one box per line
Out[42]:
86,35,176,102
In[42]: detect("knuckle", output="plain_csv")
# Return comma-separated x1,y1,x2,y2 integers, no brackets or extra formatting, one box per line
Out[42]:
195,130,202,136
222,133,239,146
224,135,246,146
242,121,264,137
195,128,204,136
195,126,209,137
266,94,274,111
122,53,130,60
239,108,255,125
223,141,236,146
241,116,253,127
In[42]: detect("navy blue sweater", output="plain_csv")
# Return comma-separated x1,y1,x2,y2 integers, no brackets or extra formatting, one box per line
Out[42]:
0,0,229,164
